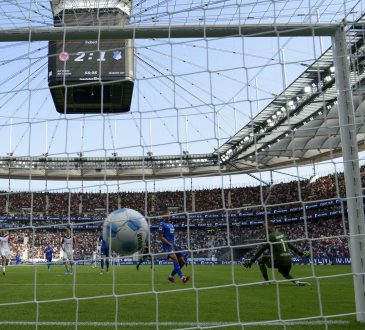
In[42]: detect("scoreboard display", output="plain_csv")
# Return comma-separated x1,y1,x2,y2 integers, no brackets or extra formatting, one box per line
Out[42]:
48,39,134,114
48,3,134,114
48,39,127,81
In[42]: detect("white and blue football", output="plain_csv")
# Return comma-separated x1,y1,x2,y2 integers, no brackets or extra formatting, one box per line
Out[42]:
102,208,148,256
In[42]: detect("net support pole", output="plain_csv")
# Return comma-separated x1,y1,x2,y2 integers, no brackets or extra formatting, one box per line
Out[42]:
332,26,365,323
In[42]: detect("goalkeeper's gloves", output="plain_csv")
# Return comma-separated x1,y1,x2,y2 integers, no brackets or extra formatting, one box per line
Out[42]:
243,259,253,268
302,251,310,258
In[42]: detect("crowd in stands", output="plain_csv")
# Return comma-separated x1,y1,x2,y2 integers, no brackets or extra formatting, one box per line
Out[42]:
6,217,348,261
0,168,359,261
0,168,356,216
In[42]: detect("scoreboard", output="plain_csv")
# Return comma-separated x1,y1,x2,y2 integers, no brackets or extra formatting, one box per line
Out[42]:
48,3,134,114
48,39,134,114
49,39,127,81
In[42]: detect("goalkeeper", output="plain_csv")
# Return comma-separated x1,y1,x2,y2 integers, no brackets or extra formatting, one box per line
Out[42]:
243,221,310,286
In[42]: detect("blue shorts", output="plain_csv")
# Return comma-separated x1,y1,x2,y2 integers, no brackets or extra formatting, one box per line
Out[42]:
163,244,184,258
100,248,109,257
162,243,176,253
46,257,52,262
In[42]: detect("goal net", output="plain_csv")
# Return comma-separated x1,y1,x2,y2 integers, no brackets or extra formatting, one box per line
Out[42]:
0,0,364,329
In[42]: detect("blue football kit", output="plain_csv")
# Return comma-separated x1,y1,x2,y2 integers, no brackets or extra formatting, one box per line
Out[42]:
99,234,110,273
159,221,177,252
99,235,109,257
45,246,53,261
45,246,53,270
159,220,189,281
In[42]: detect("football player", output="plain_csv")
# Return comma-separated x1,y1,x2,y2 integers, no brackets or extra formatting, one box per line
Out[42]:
159,209,189,284
98,233,109,274
0,230,11,275
243,221,310,286
45,245,53,271
61,228,76,275
136,242,152,270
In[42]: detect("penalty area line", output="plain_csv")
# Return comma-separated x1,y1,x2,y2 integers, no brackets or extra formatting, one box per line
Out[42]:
0,320,350,327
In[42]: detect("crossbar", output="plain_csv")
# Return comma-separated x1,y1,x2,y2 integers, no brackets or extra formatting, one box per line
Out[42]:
0,24,339,42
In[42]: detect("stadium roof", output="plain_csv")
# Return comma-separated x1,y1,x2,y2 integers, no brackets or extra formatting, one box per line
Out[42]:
217,18,365,173
0,9,365,180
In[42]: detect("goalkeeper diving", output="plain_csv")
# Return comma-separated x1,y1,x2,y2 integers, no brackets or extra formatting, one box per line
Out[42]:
243,221,311,286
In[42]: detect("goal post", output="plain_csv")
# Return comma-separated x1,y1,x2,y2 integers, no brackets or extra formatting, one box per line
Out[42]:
332,25,365,323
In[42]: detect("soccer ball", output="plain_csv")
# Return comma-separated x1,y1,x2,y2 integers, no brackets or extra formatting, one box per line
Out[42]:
102,208,148,256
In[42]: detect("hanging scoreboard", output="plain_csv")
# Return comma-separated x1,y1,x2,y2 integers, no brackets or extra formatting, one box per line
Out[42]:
48,2,134,114
49,39,128,81
48,39,134,114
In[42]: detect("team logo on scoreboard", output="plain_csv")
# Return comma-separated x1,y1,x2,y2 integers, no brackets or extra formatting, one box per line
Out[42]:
58,52,70,62
113,51,122,60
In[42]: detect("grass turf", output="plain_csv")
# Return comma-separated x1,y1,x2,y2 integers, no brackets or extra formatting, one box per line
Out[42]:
0,264,363,330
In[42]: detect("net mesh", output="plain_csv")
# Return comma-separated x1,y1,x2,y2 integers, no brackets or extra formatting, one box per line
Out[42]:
0,0,364,329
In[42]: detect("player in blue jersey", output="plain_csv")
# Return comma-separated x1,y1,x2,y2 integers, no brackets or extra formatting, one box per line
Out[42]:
15,251,21,265
159,209,189,284
44,245,53,271
98,234,109,274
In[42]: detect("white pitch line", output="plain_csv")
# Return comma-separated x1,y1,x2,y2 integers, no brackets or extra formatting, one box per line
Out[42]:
0,283,150,286
0,320,350,327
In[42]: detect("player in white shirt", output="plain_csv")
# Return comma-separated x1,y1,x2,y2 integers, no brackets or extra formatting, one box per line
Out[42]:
61,228,76,275
0,230,11,275
92,250,97,268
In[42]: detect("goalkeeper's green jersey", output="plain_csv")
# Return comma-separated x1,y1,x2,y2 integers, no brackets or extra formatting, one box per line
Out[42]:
253,230,302,265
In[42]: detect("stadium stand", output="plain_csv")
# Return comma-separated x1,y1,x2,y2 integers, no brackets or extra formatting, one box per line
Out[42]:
0,168,355,262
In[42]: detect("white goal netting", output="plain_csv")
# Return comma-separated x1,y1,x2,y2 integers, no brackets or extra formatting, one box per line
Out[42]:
0,0,364,329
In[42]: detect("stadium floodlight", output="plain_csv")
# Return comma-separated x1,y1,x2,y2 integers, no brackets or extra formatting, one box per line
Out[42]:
304,85,312,93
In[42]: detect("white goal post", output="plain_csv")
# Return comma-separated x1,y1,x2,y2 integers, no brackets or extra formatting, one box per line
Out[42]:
332,26,365,323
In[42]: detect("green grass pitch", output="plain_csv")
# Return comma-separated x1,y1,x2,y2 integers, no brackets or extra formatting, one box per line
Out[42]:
0,264,363,330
